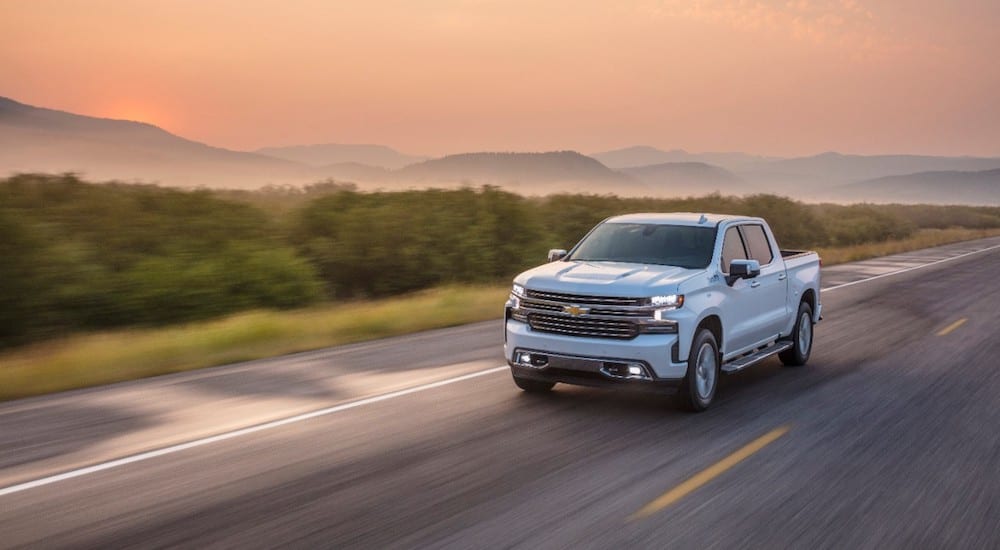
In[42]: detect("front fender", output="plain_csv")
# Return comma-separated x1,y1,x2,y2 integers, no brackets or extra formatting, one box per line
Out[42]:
676,288,726,361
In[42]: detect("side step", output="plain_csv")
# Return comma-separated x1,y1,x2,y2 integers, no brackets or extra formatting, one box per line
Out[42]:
721,341,793,374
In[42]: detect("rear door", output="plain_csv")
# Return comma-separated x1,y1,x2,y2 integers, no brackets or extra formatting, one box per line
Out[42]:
738,223,788,342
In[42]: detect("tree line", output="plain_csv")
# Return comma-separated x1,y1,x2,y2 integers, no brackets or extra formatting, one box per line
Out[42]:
2,173,998,348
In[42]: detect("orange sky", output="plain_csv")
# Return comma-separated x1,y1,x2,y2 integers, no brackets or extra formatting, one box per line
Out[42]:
2,0,998,157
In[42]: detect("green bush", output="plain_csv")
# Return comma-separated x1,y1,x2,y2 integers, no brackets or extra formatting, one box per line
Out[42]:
291,187,547,297
0,174,324,346
812,204,916,246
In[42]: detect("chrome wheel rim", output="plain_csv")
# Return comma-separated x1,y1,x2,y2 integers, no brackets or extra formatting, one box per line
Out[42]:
798,312,812,355
695,342,717,400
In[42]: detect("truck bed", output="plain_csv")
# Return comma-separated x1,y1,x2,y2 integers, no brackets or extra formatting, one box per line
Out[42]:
779,249,814,260
782,249,821,275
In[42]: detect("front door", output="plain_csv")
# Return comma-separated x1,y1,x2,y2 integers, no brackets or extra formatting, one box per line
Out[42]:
739,224,788,342
718,225,760,354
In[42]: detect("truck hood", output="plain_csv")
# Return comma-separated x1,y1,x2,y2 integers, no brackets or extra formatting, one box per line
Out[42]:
514,261,704,297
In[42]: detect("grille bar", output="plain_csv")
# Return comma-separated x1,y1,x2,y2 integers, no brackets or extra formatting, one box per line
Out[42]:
524,290,645,307
528,313,638,339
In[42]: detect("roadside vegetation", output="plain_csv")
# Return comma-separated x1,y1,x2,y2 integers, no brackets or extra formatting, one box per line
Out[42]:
0,285,507,400
2,173,999,398
815,227,1000,265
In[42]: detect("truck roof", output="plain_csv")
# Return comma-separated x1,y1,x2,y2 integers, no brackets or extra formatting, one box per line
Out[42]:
605,212,758,226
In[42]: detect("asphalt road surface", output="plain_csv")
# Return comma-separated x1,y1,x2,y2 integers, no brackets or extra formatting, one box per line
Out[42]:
2,237,1000,549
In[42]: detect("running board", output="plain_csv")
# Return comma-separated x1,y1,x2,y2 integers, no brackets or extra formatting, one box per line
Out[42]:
721,341,793,374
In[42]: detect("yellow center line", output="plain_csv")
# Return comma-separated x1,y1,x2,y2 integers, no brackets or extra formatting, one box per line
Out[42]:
628,425,791,521
937,318,968,336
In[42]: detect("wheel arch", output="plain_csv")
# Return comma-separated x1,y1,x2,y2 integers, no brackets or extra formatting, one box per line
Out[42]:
801,288,817,313
695,314,723,357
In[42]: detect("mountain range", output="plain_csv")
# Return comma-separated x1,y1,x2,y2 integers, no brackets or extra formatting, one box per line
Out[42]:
1,96,998,204
835,169,1000,204
0,96,312,188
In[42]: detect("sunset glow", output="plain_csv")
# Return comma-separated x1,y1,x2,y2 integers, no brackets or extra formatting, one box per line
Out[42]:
97,99,175,129
2,0,998,156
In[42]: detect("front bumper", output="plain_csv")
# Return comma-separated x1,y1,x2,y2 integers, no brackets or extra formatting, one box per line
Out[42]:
504,319,688,389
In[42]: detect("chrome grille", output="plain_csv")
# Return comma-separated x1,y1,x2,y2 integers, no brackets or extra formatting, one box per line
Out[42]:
524,290,645,307
528,313,638,340
519,297,649,317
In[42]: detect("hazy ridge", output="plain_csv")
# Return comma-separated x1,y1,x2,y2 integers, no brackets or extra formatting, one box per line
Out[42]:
834,168,1000,204
256,143,424,170
0,96,313,188
622,162,746,196
2,96,998,203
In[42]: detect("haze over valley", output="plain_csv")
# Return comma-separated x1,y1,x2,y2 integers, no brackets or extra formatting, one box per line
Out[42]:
2,96,998,204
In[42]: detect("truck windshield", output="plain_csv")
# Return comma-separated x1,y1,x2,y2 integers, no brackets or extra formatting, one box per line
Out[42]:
567,223,716,269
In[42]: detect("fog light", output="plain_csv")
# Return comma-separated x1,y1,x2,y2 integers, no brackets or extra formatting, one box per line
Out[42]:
601,362,651,380
516,352,547,368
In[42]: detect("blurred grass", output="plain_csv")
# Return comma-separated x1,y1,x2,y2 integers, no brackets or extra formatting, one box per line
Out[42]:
2,229,998,402
815,227,1000,265
0,285,509,401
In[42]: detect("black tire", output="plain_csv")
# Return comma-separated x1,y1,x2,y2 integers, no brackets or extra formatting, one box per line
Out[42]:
779,301,814,367
512,375,555,393
677,329,720,412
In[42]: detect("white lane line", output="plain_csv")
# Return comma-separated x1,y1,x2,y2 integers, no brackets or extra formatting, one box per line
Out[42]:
822,243,1000,293
0,366,508,498
3,240,1000,498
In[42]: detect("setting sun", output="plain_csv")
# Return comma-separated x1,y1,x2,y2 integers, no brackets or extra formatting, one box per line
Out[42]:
98,100,174,130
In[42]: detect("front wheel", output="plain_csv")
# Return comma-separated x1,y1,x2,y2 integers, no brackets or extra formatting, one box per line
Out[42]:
677,329,720,412
779,302,814,367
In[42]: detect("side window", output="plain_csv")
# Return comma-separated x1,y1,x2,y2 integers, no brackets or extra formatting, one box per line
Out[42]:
721,226,747,273
741,224,774,265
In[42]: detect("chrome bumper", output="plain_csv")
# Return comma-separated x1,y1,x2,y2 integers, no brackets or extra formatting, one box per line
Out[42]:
505,319,688,382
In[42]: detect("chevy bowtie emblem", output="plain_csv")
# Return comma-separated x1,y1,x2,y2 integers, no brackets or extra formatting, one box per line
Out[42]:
563,305,590,316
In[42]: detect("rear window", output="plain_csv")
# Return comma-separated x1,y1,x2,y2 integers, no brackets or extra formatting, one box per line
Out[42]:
741,224,774,265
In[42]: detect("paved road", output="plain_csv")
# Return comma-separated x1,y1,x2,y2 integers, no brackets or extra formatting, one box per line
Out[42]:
2,237,1000,549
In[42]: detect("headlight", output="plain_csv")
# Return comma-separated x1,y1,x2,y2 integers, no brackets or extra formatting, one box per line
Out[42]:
649,294,684,309
507,284,525,311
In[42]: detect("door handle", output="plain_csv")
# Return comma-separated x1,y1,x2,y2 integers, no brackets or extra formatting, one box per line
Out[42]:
750,281,761,288
778,273,787,281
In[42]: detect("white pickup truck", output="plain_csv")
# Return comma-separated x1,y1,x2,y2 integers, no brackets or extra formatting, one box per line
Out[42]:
504,213,822,411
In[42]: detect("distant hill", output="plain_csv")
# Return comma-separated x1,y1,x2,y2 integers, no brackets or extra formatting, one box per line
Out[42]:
0,96,312,188
764,152,1000,182
732,153,1000,199
592,146,771,172
393,151,645,194
834,169,1000,205
256,143,424,170
598,146,1000,199
622,162,746,195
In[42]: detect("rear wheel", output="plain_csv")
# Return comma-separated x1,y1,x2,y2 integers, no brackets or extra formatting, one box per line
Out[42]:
677,329,720,412
779,302,814,367
512,375,555,393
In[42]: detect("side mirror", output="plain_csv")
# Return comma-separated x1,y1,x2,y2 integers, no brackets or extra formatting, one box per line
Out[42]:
548,249,568,262
727,259,760,284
